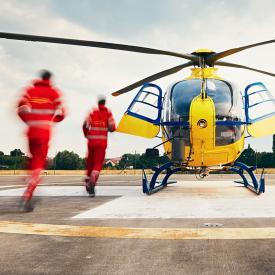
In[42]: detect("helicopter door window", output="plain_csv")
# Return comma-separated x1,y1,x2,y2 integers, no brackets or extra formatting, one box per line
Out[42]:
127,83,162,123
245,82,275,121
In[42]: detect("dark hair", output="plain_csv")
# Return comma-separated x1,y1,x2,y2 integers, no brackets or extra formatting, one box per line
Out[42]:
98,99,106,105
97,95,106,105
40,70,52,80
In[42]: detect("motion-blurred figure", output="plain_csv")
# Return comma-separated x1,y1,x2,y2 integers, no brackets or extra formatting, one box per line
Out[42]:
83,96,116,196
17,70,66,211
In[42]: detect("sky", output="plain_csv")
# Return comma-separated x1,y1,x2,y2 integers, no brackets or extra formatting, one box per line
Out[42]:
1,0,275,157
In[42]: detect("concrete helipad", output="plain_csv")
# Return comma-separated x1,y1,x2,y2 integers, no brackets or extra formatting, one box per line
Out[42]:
1,174,275,274
1,180,274,219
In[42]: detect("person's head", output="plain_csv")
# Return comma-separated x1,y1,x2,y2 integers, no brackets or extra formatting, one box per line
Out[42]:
97,95,106,106
40,70,52,80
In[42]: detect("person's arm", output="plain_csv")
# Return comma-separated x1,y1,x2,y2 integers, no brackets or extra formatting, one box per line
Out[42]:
82,114,91,138
107,110,116,132
52,89,66,123
17,89,31,123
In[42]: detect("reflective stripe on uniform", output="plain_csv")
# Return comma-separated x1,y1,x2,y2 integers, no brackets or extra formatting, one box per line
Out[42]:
53,97,63,103
17,105,31,113
90,127,108,131
86,135,107,140
29,97,52,104
27,120,53,126
30,109,56,114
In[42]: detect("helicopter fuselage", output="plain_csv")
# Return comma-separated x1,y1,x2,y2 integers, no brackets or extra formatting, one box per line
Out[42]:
162,67,245,167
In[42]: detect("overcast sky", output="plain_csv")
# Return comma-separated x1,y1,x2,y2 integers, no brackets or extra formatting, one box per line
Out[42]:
1,0,275,157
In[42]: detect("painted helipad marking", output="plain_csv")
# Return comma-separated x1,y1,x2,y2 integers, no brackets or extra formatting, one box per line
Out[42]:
0,185,26,189
0,186,140,197
1,181,275,219
1,221,275,239
73,181,275,219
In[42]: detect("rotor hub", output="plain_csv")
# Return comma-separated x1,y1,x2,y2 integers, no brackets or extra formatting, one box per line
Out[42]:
190,49,216,67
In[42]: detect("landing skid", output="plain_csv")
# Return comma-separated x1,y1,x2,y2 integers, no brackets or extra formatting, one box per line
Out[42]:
229,161,265,195
142,162,181,195
143,161,265,195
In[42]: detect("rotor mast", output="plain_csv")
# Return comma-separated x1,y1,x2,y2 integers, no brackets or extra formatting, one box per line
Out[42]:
191,49,217,99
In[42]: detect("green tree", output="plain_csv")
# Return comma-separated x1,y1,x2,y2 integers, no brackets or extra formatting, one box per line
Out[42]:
0,154,28,169
117,153,138,169
54,150,83,170
10,149,24,157
257,152,275,168
117,152,170,169
237,144,256,166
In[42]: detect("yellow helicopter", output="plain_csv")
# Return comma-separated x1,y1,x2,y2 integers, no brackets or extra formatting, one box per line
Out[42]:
0,32,275,195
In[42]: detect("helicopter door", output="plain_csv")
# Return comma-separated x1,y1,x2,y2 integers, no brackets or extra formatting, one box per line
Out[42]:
116,83,162,138
244,82,275,137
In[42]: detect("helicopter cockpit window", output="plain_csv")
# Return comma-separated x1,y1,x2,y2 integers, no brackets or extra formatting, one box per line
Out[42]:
167,79,244,146
170,79,201,120
163,80,201,145
206,79,244,146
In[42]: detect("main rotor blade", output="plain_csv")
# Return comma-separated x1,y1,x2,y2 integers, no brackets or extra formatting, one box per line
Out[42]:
0,32,197,61
112,61,193,96
216,61,275,77
208,39,275,64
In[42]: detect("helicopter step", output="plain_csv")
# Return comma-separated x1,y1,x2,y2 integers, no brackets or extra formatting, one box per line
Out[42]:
142,162,181,195
229,161,265,195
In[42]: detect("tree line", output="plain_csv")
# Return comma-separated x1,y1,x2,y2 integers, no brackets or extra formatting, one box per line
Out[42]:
0,149,169,170
0,145,274,170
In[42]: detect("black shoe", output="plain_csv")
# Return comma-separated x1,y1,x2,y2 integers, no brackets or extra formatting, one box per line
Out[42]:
19,198,34,212
86,184,95,197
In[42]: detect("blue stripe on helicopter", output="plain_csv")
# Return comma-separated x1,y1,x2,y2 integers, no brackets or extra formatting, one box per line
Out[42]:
160,121,247,127
125,111,248,127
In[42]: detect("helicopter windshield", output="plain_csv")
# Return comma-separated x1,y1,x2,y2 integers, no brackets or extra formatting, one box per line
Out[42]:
172,79,201,119
170,79,242,120
163,79,244,146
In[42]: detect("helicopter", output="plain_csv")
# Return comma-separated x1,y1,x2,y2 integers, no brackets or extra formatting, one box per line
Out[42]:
0,32,275,195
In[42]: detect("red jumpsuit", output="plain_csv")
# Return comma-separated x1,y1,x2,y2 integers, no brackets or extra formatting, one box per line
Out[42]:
83,104,116,185
17,79,65,201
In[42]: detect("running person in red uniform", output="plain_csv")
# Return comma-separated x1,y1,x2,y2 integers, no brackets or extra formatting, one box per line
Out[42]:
17,70,66,211
83,96,116,196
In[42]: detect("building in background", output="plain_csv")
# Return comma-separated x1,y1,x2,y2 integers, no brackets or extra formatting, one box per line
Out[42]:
104,157,122,168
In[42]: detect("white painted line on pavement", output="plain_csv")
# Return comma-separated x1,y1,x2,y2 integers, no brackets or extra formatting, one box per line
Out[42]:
0,185,141,197
1,181,275,219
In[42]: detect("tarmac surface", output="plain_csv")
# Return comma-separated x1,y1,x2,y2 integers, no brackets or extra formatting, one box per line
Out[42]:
1,174,275,274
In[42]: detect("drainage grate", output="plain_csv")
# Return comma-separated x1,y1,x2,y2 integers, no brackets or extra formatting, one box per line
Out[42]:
202,223,224,228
